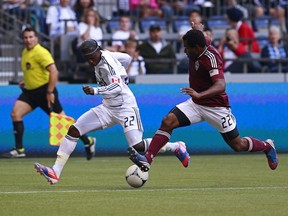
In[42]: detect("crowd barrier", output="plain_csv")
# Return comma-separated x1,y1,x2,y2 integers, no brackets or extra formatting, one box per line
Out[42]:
0,83,287,157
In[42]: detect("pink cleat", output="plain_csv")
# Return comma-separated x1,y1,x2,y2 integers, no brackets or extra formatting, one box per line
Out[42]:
264,139,279,170
34,162,59,184
175,142,190,168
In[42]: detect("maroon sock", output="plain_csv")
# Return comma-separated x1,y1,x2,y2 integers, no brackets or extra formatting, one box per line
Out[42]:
244,137,271,152
145,130,170,164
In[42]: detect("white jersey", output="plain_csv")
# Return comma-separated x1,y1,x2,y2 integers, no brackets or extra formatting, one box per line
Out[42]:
93,50,137,108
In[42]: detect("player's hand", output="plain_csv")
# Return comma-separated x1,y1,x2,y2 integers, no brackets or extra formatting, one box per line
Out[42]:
82,85,95,95
18,81,25,89
47,93,55,110
181,87,201,99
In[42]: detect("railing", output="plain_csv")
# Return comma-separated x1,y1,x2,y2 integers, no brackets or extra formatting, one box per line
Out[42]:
224,58,288,74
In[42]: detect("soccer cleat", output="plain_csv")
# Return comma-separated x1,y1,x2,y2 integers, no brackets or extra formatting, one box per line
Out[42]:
1,148,26,158
128,147,150,172
264,139,279,170
175,142,190,168
34,162,59,185
85,137,96,160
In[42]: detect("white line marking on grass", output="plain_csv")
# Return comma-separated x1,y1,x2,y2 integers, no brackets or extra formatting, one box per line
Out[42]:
1,186,288,195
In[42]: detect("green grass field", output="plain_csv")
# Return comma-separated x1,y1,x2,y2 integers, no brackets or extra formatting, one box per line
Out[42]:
0,154,287,216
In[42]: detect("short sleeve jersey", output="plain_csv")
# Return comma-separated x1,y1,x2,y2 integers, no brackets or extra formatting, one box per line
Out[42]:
188,45,230,107
21,44,54,90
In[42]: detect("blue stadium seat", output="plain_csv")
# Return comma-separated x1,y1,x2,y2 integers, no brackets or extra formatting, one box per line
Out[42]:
106,17,120,33
254,15,281,37
207,16,229,39
139,16,168,33
172,16,190,33
255,15,280,32
255,15,270,29
255,15,270,34
256,35,269,49
207,16,229,29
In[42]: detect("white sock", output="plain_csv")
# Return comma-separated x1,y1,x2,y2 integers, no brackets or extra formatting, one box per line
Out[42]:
53,135,78,177
143,138,180,153
142,138,151,152
162,141,179,152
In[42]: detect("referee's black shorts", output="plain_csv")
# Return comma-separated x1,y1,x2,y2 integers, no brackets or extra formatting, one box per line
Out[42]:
18,83,63,115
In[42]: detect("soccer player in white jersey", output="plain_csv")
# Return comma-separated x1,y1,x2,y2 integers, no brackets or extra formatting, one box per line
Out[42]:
34,39,190,184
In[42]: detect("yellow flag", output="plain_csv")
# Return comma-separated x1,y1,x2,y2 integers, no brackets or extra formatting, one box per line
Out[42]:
49,112,76,146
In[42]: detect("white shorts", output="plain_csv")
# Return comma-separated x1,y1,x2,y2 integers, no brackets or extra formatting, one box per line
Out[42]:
74,104,144,146
176,99,237,133
91,104,143,133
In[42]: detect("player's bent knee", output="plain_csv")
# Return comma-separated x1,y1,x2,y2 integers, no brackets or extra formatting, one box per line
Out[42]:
67,125,80,138
161,117,174,129
161,114,179,130
11,110,22,120
11,111,16,119
161,116,171,126
169,107,190,127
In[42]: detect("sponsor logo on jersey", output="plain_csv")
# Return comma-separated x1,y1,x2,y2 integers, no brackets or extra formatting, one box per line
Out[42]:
26,62,31,70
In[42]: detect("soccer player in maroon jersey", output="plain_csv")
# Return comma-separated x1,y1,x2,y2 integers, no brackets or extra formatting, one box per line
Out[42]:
128,29,278,172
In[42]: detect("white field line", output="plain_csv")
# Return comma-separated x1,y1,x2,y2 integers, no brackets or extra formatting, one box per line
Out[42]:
0,186,287,195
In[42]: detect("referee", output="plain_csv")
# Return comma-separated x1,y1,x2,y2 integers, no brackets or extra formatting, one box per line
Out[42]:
2,27,96,159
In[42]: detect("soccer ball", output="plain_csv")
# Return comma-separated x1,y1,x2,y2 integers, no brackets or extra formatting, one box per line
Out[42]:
125,164,149,188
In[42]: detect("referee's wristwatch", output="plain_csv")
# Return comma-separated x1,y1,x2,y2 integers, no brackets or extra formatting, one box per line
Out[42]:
47,90,54,94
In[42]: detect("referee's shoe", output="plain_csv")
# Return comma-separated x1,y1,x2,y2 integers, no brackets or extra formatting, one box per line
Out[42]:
1,148,26,158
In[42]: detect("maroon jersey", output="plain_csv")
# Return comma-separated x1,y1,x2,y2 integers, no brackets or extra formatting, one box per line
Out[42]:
188,45,230,107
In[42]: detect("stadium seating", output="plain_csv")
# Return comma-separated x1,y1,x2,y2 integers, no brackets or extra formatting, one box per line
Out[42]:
256,35,269,49
254,15,280,36
207,15,230,39
138,16,168,33
1,1,287,84
105,17,120,33
207,15,229,29
172,16,190,33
